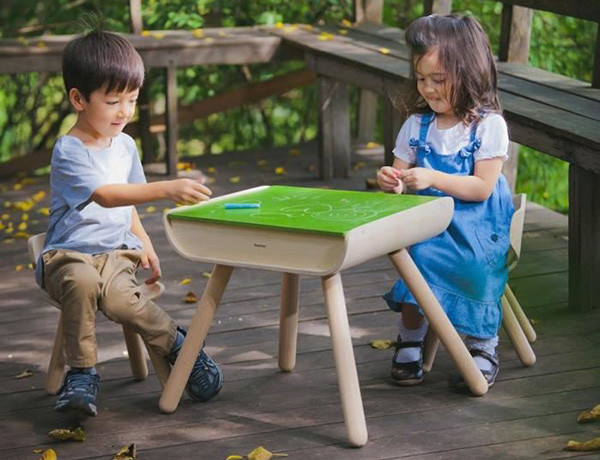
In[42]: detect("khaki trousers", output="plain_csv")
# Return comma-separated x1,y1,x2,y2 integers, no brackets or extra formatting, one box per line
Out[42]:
42,249,176,368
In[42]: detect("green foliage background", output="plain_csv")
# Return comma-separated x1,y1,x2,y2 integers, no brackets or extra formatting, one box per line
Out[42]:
1,0,597,212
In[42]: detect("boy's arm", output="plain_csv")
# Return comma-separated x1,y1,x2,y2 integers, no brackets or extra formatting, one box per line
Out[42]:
131,207,161,284
92,178,211,208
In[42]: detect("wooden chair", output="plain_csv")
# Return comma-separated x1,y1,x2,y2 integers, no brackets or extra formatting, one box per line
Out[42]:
28,233,170,395
423,194,537,372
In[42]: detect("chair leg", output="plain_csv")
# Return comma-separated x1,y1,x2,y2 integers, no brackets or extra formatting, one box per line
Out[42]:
45,315,66,395
422,328,440,373
147,344,172,388
279,273,300,372
504,285,536,343
122,325,148,381
501,295,536,366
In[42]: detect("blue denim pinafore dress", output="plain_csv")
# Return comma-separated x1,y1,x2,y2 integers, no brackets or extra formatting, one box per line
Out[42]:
385,113,514,339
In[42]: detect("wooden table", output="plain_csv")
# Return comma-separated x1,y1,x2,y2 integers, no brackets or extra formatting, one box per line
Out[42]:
160,185,488,447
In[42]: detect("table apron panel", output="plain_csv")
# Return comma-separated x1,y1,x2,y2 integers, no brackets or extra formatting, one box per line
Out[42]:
165,219,348,276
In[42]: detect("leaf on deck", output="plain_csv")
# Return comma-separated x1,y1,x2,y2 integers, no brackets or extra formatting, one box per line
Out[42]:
567,437,600,451
577,404,600,423
48,427,86,442
184,292,198,303
180,278,192,285
14,369,33,379
112,443,137,460
247,446,288,460
370,340,396,350
36,448,57,460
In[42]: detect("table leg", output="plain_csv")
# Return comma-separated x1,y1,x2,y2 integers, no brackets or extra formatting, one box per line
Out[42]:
159,264,233,413
388,249,488,396
321,273,368,447
279,273,300,372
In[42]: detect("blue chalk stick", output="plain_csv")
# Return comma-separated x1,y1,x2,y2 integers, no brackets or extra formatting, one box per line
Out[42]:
224,203,261,209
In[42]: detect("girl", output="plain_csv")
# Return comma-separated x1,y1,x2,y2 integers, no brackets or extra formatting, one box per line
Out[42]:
377,14,514,390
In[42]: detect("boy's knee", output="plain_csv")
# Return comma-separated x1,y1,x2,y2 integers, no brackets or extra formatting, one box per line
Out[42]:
101,284,145,323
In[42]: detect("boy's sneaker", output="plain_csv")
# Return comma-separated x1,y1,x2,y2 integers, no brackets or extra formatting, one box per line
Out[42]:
55,368,100,417
167,326,224,402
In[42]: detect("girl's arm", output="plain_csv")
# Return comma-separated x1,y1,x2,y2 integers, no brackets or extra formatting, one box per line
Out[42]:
399,157,503,202
377,158,413,194
130,207,161,284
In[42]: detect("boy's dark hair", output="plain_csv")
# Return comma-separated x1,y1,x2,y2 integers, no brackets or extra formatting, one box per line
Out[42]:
62,30,144,100
397,14,501,125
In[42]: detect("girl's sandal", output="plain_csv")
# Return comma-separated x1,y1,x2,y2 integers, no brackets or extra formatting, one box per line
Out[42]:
391,339,425,386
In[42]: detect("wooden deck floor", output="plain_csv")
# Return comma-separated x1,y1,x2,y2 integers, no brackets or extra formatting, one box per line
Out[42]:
1,142,599,460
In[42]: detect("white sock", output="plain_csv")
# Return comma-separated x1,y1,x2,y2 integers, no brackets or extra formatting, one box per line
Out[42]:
465,335,498,372
394,318,428,363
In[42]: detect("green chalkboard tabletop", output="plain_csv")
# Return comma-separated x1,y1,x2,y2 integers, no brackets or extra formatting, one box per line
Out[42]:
168,185,437,236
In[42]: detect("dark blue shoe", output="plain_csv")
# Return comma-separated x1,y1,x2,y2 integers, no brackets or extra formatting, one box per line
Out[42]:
391,337,424,386
167,327,224,402
55,368,100,417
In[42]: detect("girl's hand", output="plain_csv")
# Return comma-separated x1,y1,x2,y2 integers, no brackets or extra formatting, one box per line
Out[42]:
141,244,162,285
398,168,435,191
166,178,212,205
377,166,403,193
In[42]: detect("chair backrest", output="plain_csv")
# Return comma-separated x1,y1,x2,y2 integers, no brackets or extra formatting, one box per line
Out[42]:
28,232,46,268
507,194,526,271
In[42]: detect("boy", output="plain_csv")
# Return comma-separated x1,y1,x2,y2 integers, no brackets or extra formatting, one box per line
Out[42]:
37,30,222,417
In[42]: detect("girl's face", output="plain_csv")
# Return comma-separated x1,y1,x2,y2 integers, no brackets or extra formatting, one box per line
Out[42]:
415,48,454,118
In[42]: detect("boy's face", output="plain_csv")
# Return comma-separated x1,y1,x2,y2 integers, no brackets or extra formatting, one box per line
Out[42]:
70,86,139,141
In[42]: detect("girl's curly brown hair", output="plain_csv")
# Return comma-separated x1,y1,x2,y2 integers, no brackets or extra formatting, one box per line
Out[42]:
396,14,501,125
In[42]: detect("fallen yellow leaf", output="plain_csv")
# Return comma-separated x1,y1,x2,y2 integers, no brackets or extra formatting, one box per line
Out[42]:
184,292,198,303
141,30,150,36
151,31,165,39
577,404,600,423
207,166,217,173
202,271,211,278
14,369,33,379
370,339,395,350
146,206,157,213
15,264,24,272
226,456,244,460
180,278,192,285
365,141,380,149
48,426,86,442
18,222,27,230
275,22,284,29
342,19,352,27
378,47,390,55
257,159,268,166
274,167,286,175
38,208,50,216
22,213,29,221
193,29,205,38
318,32,335,41
14,231,30,239
229,176,241,183
338,29,348,35
204,37,214,43
247,446,289,460
39,449,57,460
1,213,9,220
567,437,600,451
112,443,136,459
288,148,300,155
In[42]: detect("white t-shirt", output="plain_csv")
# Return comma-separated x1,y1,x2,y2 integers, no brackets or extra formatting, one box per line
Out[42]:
393,113,510,165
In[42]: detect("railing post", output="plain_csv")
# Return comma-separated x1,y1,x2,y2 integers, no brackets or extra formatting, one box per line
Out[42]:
424,0,453,16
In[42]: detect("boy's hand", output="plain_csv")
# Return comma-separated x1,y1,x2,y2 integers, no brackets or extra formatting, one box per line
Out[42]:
377,166,403,193
166,178,212,204
398,167,434,191
141,245,161,285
